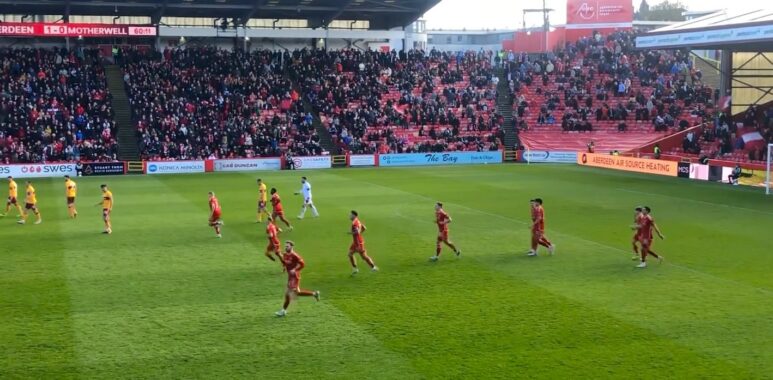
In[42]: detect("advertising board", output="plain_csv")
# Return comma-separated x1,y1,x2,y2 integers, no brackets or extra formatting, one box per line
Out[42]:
521,151,577,163
0,163,76,178
146,161,205,175
379,151,503,167
82,162,125,176
567,0,633,26
577,153,678,177
292,156,332,169
213,158,281,172
349,155,376,167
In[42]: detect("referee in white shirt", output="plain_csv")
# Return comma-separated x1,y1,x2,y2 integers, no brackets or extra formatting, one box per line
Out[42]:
295,176,319,219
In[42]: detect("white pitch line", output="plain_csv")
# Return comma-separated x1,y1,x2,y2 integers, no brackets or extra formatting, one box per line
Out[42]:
616,188,773,216
342,174,773,296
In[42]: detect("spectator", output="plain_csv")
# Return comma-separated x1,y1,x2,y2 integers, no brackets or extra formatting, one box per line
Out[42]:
0,47,118,163
122,47,320,160
728,164,741,185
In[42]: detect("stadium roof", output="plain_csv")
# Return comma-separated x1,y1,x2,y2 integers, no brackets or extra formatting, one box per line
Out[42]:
636,8,773,50
0,0,440,30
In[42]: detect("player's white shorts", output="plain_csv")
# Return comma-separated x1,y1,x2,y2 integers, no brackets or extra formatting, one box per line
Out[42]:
304,197,313,205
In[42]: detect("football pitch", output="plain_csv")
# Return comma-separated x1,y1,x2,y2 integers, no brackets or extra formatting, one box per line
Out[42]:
1,164,772,379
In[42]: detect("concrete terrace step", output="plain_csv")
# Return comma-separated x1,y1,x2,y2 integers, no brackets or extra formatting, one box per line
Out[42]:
105,65,139,161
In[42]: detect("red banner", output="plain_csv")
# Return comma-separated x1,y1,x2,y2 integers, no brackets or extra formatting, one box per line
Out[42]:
0,22,156,37
566,0,633,26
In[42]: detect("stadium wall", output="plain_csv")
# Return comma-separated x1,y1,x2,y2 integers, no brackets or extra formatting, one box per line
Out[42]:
427,43,502,52
5,151,764,188
629,124,703,157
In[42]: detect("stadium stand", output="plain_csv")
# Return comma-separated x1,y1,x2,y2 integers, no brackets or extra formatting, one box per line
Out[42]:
0,48,118,164
290,49,504,154
1,34,767,165
509,31,714,154
121,47,322,160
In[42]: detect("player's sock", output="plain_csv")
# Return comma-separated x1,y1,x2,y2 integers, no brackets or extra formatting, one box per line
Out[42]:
436,244,442,257
348,254,357,268
362,254,375,268
632,243,639,254
310,205,319,217
283,296,291,309
298,289,315,296
640,250,647,262
648,251,660,259
298,205,307,218
265,253,276,261
538,237,552,248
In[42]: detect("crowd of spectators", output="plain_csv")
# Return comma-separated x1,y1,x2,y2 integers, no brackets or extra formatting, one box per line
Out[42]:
3,39,768,165
697,104,773,162
121,47,322,160
290,48,503,154
0,47,118,163
501,31,714,139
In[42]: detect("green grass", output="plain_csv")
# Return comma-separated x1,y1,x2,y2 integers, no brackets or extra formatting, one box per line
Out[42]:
1,164,772,379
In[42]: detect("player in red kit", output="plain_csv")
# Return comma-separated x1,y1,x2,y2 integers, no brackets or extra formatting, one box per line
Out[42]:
631,206,661,261
208,191,223,238
264,216,283,262
429,202,460,262
635,206,664,268
527,198,555,256
275,241,320,317
631,207,644,260
348,210,378,275
270,188,293,230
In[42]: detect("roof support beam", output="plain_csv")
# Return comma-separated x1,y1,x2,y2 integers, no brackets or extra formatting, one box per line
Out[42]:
241,0,270,25
151,0,169,25
63,0,71,22
0,1,418,13
312,0,354,29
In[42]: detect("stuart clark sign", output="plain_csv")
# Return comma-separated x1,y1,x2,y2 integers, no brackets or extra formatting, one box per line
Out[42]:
566,0,633,29
0,23,157,37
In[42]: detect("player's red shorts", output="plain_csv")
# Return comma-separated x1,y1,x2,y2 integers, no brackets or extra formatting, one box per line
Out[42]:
639,235,653,248
272,209,284,219
7,196,17,205
437,229,449,242
287,272,300,291
25,203,35,210
350,241,365,253
267,239,280,252
67,196,75,204
209,210,221,223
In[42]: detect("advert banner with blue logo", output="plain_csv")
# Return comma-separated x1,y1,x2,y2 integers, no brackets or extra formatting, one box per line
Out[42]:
520,151,577,163
379,151,502,167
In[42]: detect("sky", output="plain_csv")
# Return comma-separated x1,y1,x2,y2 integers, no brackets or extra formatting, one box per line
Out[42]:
421,0,757,30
